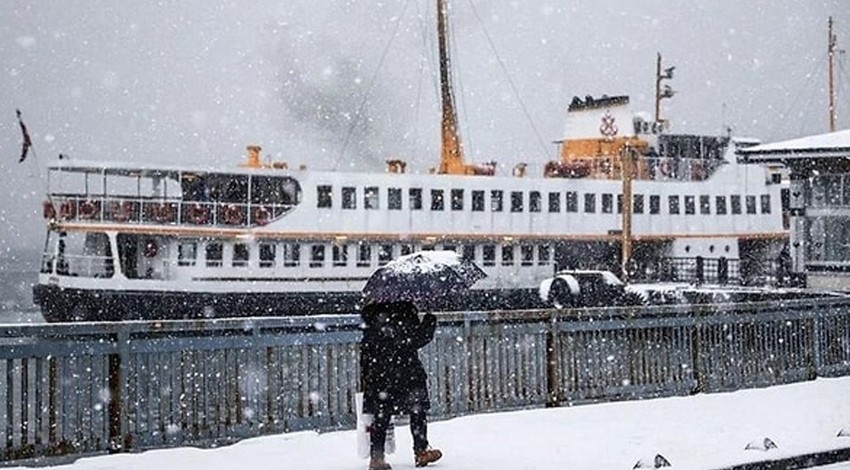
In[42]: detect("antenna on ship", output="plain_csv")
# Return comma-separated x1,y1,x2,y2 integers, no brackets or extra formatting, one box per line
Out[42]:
654,53,675,126
828,16,838,132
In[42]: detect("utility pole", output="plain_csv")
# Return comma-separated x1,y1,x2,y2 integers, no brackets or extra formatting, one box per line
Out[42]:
654,53,676,125
828,16,837,132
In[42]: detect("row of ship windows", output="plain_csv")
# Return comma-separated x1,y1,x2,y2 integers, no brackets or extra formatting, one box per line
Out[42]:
177,242,552,269
316,186,772,215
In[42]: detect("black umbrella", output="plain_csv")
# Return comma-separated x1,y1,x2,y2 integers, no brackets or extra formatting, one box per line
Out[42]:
362,250,487,306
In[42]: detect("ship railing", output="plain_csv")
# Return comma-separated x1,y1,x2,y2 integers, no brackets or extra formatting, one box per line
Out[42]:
634,256,741,284
45,251,173,279
47,194,293,227
53,254,115,279
555,156,724,181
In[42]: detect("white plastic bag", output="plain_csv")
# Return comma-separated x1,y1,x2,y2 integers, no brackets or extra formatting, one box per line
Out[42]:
355,392,395,458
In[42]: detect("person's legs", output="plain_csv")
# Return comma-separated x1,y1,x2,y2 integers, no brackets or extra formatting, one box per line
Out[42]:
410,410,442,467
370,409,391,458
410,410,428,452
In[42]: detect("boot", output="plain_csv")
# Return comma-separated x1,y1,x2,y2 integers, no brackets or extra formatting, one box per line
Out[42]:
414,447,443,467
369,456,392,470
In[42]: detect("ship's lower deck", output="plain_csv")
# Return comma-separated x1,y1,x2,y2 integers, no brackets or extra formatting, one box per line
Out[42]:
32,284,546,322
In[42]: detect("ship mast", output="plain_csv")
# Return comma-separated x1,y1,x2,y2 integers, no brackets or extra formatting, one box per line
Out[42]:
436,0,466,175
828,16,837,132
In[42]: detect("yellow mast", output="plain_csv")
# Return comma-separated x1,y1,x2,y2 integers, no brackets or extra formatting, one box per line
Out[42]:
436,0,467,175
828,16,837,132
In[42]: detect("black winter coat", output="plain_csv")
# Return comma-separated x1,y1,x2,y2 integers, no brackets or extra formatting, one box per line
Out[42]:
360,301,436,416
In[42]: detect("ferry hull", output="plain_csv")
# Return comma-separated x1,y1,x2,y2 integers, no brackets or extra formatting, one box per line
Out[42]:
32,284,546,322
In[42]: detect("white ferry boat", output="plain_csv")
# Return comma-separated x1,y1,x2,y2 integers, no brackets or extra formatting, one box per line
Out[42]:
31,3,787,321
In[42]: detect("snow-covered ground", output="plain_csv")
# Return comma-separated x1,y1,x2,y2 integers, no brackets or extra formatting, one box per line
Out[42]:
12,376,850,470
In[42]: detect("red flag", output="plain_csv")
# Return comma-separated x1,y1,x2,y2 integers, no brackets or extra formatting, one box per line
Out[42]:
16,109,32,163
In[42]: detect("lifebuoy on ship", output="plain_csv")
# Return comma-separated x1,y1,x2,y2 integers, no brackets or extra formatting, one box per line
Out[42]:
59,200,76,220
253,206,271,226
78,200,99,220
152,203,175,223
110,201,133,222
659,159,674,178
222,204,244,225
186,204,210,225
691,161,707,181
43,201,56,220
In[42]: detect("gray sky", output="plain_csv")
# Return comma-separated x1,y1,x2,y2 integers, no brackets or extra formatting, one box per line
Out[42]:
0,0,848,255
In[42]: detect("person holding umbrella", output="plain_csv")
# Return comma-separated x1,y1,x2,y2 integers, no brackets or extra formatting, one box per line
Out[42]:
360,300,442,469
359,250,486,469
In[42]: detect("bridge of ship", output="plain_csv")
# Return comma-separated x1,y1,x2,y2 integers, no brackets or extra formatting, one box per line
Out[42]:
43,163,302,228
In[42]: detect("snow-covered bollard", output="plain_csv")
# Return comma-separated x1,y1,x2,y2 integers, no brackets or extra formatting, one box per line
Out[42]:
744,437,778,451
633,454,672,468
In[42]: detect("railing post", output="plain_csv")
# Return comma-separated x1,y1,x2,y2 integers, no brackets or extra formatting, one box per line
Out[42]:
545,313,562,408
108,331,129,452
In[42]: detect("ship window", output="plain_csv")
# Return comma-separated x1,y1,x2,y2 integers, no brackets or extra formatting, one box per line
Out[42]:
178,242,197,267
669,195,680,215
451,189,464,211
342,187,357,209
617,194,623,214
462,244,475,262
825,175,842,205
633,194,644,214
501,244,514,266
650,195,660,214
409,188,423,210
511,191,524,212
431,189,445,211
317,185,332,208
259,243,276,268
483,245,496,266
357,244,372,267
388,188,402,210
529,191,542,213
760,194,771,214
251,176,301,205
206,242,223,267
365,186,379,209
584,193,596,213
215,175,248,203
538,245,551,266
700,195,711,215
716,196,727,215
602,193,613,214
442,244,457,253
730,195,742,214
283,243,301,267
746,195,757,214
491,190,504,212
548,192,561,212
233,243,250,268
333,244,348,267
401,244,414,256
472,190,485,211
521,245,534,266
378,244,394,265
565,191,578,212
684,196,695,215
310,245,325,268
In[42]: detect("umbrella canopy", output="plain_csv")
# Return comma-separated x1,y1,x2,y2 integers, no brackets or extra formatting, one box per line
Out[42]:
362,250,487,306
